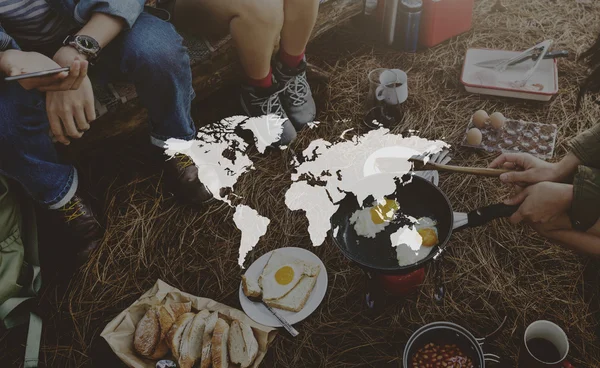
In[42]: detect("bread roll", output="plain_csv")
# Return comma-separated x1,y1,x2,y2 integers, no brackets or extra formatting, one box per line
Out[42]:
228,320,258,368
167,312,195,360
211,319,230,368
179,312,207,368
167,302,192,319
148,341,169,360
133,306,160,358
200,311,220,368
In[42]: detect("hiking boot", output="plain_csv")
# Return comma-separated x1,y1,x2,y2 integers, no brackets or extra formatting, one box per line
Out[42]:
51,193,103,266
164,153,214,205
240,80,297,146
274,57,316,130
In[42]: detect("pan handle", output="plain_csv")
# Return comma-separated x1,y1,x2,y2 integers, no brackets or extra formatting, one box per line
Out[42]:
465,203,519,229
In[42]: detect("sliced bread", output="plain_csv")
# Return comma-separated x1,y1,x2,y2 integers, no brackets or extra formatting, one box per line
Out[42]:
166,312,195,360
200,311,219,368
179,312,207,368
211,318,230,368
166,302,192,320
228,320,259,368
265,271,319,312
241,275,262,298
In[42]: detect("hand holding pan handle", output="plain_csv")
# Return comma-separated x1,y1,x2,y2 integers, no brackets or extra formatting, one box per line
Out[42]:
466,203,519,228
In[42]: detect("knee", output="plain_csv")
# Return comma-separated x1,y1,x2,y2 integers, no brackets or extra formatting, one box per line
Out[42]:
122,15,190,75
0,84,47,141
239,0,284,30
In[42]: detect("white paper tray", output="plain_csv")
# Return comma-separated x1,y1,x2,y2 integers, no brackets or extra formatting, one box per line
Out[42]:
461,48,559,101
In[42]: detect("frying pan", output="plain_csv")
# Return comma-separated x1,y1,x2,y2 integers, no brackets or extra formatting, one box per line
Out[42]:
330,174,518,274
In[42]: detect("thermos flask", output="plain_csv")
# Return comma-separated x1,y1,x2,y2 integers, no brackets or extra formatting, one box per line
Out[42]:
394,0,422,52
382,0,400,46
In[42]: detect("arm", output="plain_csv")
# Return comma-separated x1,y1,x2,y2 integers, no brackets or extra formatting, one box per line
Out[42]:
53,12,126,68
0,26,20,52
47,12,128,145
570,165,600,231
0,23,83,91
570,123,600,169
74,0,146,29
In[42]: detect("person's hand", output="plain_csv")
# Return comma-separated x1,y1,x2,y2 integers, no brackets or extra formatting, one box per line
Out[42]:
489,152,562,186
52,46,89,90
46,76,96,145
0,50,88,92
504,182,573,224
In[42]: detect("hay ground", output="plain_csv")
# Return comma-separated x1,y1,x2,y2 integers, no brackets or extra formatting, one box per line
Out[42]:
3,0,600,366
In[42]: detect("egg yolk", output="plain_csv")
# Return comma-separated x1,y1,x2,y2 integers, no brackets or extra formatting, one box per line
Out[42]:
275,266,295,285
370,199,399,225
418,228,438,247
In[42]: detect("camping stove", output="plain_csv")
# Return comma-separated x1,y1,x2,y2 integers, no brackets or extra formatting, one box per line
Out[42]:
364,267,425,309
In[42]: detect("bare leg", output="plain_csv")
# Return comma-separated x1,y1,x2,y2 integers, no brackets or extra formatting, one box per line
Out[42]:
532,214,600,256
280,0,320,56
173,0,284,80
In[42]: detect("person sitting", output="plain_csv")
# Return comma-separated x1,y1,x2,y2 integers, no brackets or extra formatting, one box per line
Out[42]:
0,0,211,265
171,0,320,145
488,33,600,255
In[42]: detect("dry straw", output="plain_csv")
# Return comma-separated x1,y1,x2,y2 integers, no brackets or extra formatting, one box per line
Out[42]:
2,0,600,366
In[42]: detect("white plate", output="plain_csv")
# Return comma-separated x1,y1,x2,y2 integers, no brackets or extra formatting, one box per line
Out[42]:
239,247,328,327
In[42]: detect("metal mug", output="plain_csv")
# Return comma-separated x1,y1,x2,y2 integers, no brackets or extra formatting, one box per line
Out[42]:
517,320,574,368
368,68,408,108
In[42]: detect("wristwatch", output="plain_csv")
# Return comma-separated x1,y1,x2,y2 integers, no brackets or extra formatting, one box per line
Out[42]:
62,34,101,63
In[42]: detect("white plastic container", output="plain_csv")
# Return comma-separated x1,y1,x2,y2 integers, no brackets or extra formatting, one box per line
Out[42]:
461,48,559,101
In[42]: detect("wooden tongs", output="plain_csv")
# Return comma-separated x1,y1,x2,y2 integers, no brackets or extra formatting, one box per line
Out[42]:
409,152,510,177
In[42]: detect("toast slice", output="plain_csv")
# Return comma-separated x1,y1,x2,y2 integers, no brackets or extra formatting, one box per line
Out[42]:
265,268,320,313
228,320,259,368
211,318,230,368
179,312,207,368
241,275,262,298
200,311,220,368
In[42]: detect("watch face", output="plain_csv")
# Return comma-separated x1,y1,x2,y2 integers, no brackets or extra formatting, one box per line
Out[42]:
75,35,100,53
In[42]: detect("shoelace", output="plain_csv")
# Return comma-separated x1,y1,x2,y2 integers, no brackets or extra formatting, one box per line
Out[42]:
60,199,85,223
283,71,309,107
175,154,194,169
250,86,287,116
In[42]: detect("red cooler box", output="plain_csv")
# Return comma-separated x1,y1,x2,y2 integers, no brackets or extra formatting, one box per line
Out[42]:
419,0,474,48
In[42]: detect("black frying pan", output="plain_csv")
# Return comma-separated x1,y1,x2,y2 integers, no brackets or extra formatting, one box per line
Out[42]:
330,174,518,274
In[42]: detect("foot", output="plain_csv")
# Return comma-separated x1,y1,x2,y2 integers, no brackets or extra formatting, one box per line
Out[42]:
164,153,214,205
240,81,297,146
50,193,103,266
274,57,317,130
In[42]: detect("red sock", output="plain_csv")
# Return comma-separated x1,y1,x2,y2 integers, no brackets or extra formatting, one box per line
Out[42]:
279,48,305,68
247,68,273,88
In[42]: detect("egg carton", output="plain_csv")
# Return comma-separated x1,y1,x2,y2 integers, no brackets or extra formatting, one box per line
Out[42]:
461,118,558,160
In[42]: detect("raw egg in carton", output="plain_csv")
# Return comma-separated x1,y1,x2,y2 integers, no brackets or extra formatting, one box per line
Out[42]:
461,112,558,159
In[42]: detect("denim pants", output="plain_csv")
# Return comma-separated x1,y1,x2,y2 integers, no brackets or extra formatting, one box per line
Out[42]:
0,13,196,209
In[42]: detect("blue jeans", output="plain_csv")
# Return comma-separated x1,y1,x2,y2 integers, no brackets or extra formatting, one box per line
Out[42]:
0,13,196,208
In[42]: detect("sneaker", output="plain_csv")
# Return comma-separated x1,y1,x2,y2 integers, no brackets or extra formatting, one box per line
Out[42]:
240,81,297,146
163,153,214,205
274,57,317,130
50,192,103,266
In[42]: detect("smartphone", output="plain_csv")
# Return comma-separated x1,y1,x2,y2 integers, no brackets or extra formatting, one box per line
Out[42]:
4,67,70,82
